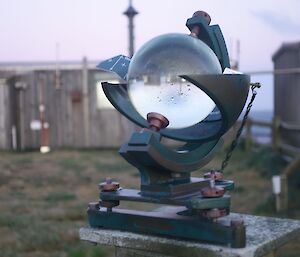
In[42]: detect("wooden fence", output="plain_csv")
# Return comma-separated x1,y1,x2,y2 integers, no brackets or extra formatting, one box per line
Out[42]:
242,117,300,157
242,117,300,212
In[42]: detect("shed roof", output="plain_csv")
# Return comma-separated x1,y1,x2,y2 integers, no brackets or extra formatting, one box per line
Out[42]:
0,60,100,72
272,41,300,61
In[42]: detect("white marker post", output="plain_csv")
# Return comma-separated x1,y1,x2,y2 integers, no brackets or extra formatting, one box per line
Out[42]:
272,175,281,212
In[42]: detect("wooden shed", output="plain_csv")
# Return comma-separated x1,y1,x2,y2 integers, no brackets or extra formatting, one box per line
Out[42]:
0,59,133,150
272,42,300,148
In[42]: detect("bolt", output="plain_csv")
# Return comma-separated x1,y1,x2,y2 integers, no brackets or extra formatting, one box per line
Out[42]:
189,11,211,38
204,170,224,181
99,178,120,192
147,112,169,132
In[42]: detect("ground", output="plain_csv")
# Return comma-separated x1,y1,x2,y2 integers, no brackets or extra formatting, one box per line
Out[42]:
0,146,299,257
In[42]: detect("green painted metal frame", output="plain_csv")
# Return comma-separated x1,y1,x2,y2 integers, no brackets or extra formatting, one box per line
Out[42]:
119,131,222,175
186,14,230,70
88,13,249,248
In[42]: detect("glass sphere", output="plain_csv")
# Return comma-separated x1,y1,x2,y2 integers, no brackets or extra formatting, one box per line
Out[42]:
127,33,222,129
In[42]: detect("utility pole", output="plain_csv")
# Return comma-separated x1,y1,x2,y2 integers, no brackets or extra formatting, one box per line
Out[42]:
123,0,138,58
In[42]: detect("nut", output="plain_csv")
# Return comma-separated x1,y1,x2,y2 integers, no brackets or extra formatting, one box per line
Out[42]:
147,112,169,131
201,186,225,198
99,177,120,192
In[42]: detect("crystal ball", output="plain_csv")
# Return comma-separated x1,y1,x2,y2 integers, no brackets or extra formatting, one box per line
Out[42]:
127,33,222,129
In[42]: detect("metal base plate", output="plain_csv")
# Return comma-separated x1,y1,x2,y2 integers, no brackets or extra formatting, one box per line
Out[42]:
87,205,245,248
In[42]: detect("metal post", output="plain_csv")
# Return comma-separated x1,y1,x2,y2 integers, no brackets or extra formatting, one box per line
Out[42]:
123,0,138,58
123,1,139,134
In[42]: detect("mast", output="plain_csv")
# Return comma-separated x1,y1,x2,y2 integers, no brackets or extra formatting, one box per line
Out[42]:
123,0,138,57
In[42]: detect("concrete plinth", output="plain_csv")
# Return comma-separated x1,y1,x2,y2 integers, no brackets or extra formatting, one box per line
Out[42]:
79,212,300,257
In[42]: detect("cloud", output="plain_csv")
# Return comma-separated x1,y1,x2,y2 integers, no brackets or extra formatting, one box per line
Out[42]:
251,9,300,35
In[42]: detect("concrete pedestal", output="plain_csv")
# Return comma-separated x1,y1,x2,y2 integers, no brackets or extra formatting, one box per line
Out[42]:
79,212,300,257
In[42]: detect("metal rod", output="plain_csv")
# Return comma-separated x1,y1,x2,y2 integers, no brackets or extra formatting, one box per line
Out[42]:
123,1,138,58
244,67,300,75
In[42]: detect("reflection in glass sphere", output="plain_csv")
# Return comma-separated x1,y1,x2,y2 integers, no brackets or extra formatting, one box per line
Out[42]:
127,33,222,129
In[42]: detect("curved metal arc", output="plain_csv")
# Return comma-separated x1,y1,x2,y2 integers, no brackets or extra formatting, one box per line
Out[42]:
102,82,222,142
181,74,250,132
102,82,148,128
148,137,223,172
120,130,223,173
102,74,249,142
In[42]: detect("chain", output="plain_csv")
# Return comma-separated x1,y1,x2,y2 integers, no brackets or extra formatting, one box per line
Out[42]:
220,82,261,172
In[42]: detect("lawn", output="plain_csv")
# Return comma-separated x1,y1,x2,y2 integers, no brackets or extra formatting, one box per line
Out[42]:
0,146,299,257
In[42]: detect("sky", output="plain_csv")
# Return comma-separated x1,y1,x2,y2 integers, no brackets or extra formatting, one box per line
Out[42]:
0,0,299,111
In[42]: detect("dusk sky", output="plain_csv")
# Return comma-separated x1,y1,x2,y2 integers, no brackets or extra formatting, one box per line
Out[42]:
1,0,299,111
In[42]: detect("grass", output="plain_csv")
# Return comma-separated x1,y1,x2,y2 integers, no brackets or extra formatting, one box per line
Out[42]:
0,213,28,229
0,147,298,257
242,147,287,178
13,156,33,166
59,158,85,174
44,192,77,203
254,195,277,215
